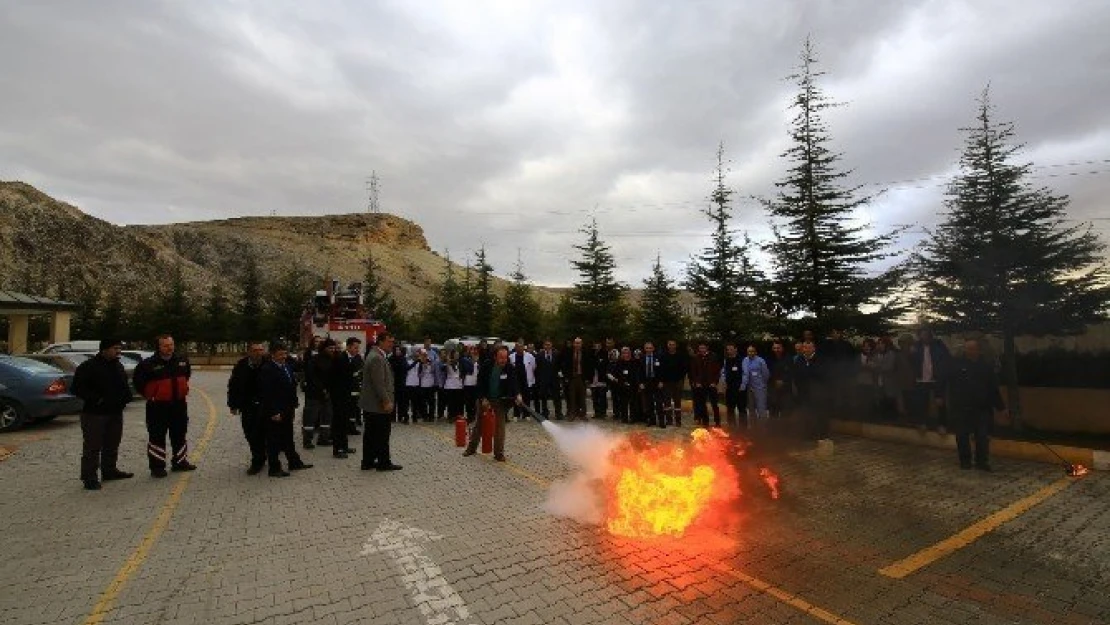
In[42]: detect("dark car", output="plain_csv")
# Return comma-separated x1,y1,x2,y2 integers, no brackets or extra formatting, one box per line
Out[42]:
0,355,84,432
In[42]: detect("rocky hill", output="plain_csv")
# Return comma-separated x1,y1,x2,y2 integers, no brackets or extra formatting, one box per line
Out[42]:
0,181,561,311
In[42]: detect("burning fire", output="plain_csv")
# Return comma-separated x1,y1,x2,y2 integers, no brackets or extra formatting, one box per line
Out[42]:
759,467,780,500
605,428,741,538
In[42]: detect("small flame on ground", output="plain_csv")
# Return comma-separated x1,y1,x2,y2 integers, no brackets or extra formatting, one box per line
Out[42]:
1068,464,1090,477
759,467,780,500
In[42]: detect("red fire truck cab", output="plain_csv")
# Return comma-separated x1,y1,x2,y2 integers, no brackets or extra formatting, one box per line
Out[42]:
299,279,387,350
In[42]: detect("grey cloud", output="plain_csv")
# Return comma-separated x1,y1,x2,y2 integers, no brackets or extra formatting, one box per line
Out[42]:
1,0,1107,287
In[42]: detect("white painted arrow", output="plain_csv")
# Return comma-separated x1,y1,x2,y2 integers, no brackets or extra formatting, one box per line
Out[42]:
361,518,478,625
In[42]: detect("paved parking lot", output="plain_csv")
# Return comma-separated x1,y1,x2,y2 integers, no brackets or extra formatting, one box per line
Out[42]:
1,371,1107,625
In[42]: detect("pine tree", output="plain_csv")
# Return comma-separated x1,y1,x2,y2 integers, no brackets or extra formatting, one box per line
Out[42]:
362,251,400,327
638,254,688,343
418,253,470,340
567,218,627,341
266,267,313,343
98,290,125,340
239,252,264,343
472,246,498,337
70,280,101,340
200,282,230,355
761,38,905,332
498,256,542,341
918,88,1110,427
684,142,762,341
158,262,196,346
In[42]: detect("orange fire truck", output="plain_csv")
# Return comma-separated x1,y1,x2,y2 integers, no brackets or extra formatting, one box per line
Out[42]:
299,279,387,350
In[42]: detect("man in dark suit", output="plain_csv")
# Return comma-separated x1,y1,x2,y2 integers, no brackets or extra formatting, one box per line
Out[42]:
638,341,664,427
941,338,1006,471
533,339,563,419
360,333,401,471
258,343,313,477
344,337,364,434
464,346,523,461
560,337,594,421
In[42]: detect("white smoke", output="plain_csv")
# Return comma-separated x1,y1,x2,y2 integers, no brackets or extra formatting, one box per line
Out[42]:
540,421,626,525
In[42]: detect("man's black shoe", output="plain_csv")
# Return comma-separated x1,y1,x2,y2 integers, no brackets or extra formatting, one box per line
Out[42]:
171,462,197,472
102,470,134,480
247,464,264,475
83,479,102,490
333,451,348,459
289,463,313,471
343,447,357,454
151,468,169,478
269,470,291,478
462,450,476,457
494,455,506,462
361,463,374,470
376,463,403,471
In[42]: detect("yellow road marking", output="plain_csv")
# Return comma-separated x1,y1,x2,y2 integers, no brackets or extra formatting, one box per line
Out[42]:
83,388,220,625
417,421,861,625
879,476,1076,579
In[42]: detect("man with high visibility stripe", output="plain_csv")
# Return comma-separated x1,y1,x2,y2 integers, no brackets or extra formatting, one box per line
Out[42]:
133,334,196,477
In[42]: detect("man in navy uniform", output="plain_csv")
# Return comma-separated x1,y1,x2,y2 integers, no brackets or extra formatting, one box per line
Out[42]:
258,343,313,477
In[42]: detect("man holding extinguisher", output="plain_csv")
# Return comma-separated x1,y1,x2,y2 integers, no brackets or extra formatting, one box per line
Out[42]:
463,346,522,462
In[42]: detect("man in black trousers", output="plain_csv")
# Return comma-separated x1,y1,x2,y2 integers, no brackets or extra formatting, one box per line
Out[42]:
360,332,402,471
942,338,1007,471
258,343,313,477
227,341,268,475
71,338,134,490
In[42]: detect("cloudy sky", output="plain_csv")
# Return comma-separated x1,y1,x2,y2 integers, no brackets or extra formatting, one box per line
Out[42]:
2,0,1108,286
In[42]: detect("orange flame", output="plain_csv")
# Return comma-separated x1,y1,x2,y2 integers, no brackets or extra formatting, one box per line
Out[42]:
759,467,780,500
605,428,741,538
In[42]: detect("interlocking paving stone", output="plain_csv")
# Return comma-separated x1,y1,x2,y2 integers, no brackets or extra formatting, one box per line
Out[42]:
1,371,1107,625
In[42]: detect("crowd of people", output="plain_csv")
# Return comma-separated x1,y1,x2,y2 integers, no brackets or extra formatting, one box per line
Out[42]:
67,326,1006,490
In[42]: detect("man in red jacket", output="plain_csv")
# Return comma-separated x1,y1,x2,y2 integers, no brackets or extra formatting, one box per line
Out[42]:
133,335,196,477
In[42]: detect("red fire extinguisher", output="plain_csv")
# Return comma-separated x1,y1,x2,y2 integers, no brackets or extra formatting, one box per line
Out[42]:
480,406,495,454
454,415,467,447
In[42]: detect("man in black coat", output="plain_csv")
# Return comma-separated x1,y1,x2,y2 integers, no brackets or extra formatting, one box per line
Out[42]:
328,341,358,458
658,339,688,426
793,341,829,440
227,342,268,475
344,337,364,434
942,338,1007,471
71,338,134,490
463,346,522,461
258,344,313,477
533,339,563,419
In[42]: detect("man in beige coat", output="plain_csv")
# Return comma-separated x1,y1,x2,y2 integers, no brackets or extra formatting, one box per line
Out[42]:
359,333,402,471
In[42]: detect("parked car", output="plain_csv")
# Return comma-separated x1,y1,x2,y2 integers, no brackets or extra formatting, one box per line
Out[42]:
22,352,142,397
39,340,103,354
0,355,84,432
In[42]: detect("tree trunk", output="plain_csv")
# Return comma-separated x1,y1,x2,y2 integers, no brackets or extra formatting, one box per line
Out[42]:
1002,332,1022,431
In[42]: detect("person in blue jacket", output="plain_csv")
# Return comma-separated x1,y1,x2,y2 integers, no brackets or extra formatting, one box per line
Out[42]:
740,344,771,427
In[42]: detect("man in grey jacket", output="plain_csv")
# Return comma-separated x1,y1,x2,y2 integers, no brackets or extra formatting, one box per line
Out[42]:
360,333,402,471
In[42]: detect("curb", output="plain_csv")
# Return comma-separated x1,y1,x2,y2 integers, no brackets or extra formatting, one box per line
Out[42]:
831,419,1106,471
